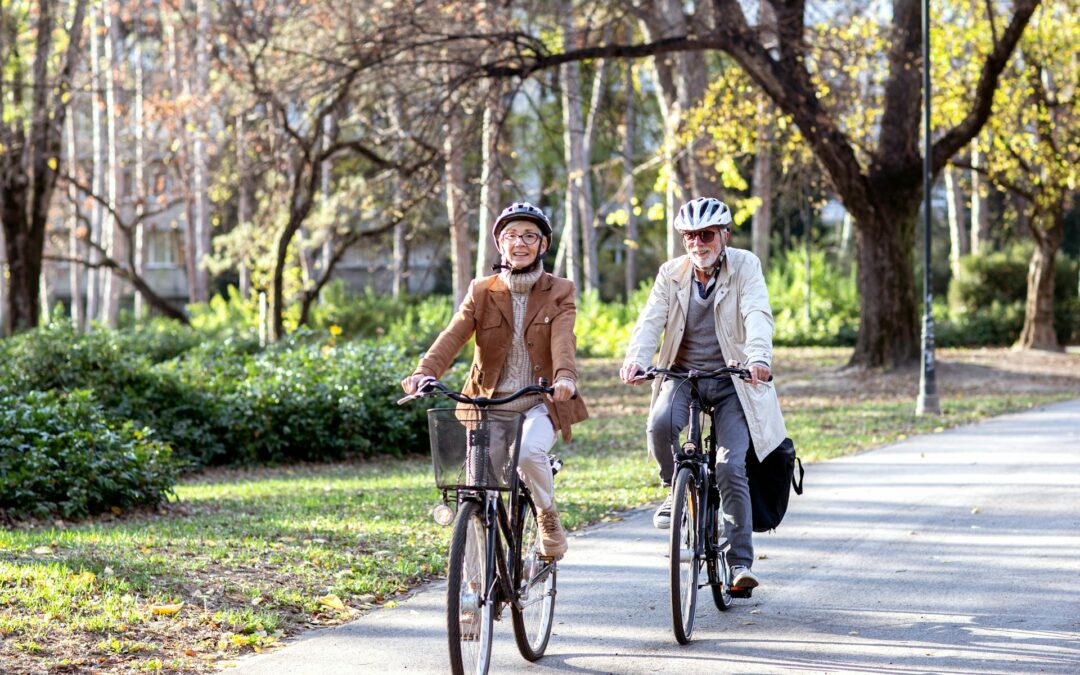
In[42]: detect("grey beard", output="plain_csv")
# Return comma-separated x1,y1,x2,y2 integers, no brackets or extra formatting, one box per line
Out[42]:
691,248,726,275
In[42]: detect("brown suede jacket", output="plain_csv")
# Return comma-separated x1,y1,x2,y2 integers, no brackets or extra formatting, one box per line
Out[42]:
413,272,589,441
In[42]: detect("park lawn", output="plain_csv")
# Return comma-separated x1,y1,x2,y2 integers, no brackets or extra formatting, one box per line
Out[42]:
2,348,1078,673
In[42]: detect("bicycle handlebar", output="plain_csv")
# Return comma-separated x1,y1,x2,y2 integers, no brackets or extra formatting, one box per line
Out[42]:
639,365,772,383
396,378,557,407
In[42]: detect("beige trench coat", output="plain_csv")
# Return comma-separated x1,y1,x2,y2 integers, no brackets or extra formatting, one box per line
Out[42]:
624,248,787,461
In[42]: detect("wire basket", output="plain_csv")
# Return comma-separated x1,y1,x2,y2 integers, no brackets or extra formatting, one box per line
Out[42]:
427,407,524,491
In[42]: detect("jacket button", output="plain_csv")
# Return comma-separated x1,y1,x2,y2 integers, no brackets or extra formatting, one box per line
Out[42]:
534,365,541,372
527,341,533,347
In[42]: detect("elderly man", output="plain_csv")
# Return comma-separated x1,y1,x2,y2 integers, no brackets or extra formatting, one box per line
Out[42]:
620,197,786,589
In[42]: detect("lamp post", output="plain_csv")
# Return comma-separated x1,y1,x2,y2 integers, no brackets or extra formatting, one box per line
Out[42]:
917,0,941,415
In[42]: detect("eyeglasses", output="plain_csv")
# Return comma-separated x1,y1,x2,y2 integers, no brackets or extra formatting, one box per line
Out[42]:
681,230,722,243
500,232,542,246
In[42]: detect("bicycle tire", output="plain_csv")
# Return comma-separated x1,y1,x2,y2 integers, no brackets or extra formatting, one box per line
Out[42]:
510,495,556,660
708,504,733,611
447,501,495,675
670,467,700,644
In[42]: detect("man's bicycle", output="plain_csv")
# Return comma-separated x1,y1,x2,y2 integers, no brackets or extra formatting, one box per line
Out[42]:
398,378,560,675
641,365,759,644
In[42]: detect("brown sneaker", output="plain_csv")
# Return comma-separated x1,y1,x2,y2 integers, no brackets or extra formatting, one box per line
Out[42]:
536,506,568,559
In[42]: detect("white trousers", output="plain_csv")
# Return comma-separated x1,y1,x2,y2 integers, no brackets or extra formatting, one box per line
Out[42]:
516,403,558,510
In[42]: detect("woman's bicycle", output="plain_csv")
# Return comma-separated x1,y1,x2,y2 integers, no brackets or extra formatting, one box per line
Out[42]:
397,378,560,675
641,365,760,644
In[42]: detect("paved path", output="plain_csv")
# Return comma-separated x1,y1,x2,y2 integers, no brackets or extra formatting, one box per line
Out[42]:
230,399,1080,674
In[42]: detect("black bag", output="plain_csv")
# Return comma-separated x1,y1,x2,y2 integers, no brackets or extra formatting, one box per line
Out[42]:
746,437,804,532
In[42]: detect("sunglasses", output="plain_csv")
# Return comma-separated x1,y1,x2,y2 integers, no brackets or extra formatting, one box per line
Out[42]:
681,230,723,243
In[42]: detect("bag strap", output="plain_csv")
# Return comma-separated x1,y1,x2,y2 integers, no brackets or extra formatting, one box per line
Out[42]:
791,457,804,495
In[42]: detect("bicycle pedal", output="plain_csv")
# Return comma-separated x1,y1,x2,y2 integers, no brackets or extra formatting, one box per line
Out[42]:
728,587,754,598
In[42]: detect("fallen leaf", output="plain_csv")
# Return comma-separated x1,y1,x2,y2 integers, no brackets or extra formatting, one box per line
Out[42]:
33,546,54,555
970,507,981,514
318,594,345,610
151,602,185,616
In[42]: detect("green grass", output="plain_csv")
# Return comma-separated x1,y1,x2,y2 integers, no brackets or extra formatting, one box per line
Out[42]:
2,349,1077,672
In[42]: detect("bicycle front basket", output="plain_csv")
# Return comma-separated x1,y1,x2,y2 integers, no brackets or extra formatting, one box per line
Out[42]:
427,407,525,491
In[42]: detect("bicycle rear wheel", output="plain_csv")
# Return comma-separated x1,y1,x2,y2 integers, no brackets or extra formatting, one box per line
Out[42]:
447,501,495,675
670,467,700,644
511,495,556,660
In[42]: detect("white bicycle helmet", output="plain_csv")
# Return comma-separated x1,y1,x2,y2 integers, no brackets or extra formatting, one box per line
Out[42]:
673,197,733,232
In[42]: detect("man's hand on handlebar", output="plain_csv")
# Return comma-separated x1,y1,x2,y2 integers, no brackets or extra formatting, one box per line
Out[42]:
620,362,648,386
730,359,771,386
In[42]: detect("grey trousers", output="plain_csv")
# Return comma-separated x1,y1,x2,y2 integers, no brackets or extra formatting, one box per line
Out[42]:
647,375,754,568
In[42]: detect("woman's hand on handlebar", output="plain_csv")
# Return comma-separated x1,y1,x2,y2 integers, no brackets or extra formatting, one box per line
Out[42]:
549,378,576,402
401,373,435,395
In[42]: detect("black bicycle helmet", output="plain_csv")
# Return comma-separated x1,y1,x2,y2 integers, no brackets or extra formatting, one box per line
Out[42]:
492,201,553,247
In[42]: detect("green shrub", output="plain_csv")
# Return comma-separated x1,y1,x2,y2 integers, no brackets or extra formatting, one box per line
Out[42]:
767,246,860,346
0,320,232,467
183,338,438,465
575,285,652,358
309,282,455,352
0,389,178,520
945,246,1079,346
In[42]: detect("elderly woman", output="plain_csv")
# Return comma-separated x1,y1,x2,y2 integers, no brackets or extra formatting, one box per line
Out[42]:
401,202,588,558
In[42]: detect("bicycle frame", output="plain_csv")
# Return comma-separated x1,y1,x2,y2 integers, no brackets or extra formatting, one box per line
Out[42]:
454,411,556,620
657,367,754,600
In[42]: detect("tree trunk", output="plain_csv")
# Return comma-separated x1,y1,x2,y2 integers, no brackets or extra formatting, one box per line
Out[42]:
579,53,607,293
389,98,409,296
86,0,104,325
235,115,253,300
851,199,921,369
969,138,991,254
0,0,88,333
444,88,471,304
944,164,969,280
133,40,147,319
622,62,638,299
102,7,122,325
751,101,774,268
66,108,85,330
190,0,211,302
1016,209,1064,351
475,82,502,278
559,8,584,292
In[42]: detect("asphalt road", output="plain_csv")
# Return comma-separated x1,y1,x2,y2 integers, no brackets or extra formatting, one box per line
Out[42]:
229,398,1080,674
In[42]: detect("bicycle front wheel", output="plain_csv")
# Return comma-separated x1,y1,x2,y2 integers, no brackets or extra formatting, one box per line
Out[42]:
447,501,495,675
670,467,700,644
707,505,733,612
511,496,556,661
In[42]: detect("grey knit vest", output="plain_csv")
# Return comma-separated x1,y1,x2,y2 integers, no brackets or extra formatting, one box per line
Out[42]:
673,284,726,371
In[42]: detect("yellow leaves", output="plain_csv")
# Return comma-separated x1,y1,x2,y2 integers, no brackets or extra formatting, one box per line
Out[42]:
150,602,185,616
317,594,345,610
47,157,58,171
328,324,342,336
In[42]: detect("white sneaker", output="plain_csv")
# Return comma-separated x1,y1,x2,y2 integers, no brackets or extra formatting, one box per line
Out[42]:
653,493,673,529
731,566,760,589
